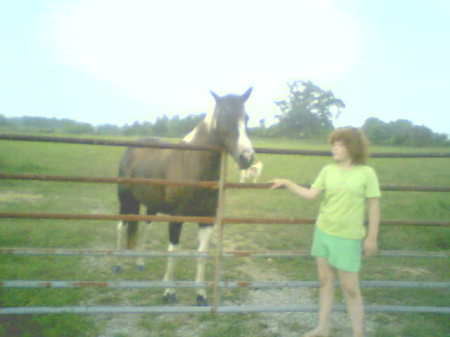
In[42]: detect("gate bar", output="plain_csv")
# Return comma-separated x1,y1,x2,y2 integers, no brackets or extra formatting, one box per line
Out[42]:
2,280,449,289
0,134,221,151
2,133,450,158
2,173,449,193
1,212,449,227
0,173,218,189
0,248,448,259
0,212,214,223
1,304,449,315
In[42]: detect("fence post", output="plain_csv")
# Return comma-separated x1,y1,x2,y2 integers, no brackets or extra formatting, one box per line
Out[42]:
212,150,228,313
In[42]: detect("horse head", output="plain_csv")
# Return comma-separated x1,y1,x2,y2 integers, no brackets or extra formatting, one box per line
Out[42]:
210,87,255,169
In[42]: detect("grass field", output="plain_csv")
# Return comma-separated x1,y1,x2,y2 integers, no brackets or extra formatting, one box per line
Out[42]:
0,134,449,337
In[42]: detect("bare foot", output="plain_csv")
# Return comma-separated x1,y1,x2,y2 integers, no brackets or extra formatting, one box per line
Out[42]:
302,327,330,337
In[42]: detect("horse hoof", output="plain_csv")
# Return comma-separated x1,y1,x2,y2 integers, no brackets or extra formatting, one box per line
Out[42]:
112,265,122,274
136,265,145,272
163,293,177,304
196,295,209,306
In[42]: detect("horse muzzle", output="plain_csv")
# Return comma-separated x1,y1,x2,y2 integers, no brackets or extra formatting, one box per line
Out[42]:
238,150,255,170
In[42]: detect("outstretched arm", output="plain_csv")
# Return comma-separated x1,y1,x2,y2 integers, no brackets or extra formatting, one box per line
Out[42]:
270,179,322,200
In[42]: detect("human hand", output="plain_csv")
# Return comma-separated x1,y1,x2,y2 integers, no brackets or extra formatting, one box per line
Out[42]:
364,238,378,257
269,179,289,190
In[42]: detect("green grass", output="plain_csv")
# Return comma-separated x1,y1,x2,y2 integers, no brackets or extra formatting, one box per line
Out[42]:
0,134,449,337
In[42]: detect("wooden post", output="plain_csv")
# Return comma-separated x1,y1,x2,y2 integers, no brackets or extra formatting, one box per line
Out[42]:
212,150,228,313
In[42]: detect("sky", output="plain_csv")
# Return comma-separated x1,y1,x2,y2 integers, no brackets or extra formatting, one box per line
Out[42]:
1,0,450,135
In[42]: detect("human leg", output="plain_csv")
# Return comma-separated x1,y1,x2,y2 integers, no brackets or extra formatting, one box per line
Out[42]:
302,257,336,337
338,270,365,337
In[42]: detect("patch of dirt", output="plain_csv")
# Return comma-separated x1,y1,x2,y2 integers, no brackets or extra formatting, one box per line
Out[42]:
94,313,149,337
397,266,431,276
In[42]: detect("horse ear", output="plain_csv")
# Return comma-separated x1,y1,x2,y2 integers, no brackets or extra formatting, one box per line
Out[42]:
241,87,253,102
210,90,220,102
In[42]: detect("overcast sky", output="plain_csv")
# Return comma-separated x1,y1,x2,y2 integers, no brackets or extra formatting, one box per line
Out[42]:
1,0,449,134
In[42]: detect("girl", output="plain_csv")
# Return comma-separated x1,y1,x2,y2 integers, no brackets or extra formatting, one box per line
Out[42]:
271,128,381,337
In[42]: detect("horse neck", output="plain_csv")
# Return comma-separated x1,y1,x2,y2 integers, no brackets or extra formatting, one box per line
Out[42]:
182,121,222,179
182,120,221,147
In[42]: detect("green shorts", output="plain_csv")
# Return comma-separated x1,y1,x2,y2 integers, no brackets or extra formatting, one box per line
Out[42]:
311,227,362,272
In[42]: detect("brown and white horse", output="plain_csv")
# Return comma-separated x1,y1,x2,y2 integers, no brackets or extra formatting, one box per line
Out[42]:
116,88,254,306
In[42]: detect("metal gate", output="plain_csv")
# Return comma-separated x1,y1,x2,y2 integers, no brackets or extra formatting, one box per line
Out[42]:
0,134,449,315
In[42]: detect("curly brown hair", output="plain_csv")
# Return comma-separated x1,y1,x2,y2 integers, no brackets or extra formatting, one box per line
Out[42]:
329,127,369,165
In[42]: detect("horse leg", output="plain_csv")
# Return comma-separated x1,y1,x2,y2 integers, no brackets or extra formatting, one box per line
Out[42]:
195,223,214,306
163,221,183,303
135,208,153,271
115,188,140,273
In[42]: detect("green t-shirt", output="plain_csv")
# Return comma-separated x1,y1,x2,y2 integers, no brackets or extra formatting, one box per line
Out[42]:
311,164,381,239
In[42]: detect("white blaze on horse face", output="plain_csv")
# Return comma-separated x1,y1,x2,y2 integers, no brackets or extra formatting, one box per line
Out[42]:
237,118,254,161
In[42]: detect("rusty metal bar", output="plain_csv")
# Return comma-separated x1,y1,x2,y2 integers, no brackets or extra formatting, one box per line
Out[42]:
0,248,447,259
223,217,450,227
0,248,209,258
253,147,450,158
0,134,221,151
227,182,450,192
3,173,449,192
1,213,449,227
375,220,450,227
2,280,449,289
0,173,218,189
380,185,450,192
0,304,449,315
0,212,214,223
1,133,450,158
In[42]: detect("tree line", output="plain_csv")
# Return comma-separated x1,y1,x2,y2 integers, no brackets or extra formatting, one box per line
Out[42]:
1,81,448,146
0,114,205,138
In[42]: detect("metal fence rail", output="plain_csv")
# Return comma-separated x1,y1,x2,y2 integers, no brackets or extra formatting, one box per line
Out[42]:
1,133,450,157
1,212,449,227
0,134,221,151
1,305,449,315
1,248,448,259
2,172,450,192
2,280,449,290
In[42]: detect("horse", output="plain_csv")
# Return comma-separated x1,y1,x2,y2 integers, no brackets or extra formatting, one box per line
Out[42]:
115,88,255,306
239,160,263,183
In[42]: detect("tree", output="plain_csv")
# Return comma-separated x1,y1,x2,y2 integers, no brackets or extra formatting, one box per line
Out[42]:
362,117,390,144
96,124,121,135
0,114,9,127
362,117,449,146
274,80,345,138
152,115,169,136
